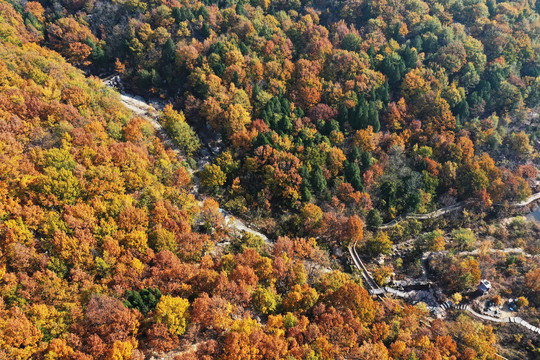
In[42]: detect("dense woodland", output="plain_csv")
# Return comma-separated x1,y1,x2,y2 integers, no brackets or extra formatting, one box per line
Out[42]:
24,0,540,224
0,0,539,358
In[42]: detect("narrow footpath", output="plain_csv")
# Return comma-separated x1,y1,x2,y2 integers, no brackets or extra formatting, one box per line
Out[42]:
379,188,540,229
102,77,270,244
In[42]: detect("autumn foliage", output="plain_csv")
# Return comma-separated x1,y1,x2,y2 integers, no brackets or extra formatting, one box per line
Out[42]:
0,0,537,359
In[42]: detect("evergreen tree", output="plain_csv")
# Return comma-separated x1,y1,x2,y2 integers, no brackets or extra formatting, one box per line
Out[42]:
86,38,105,65
456,114,462,127
172,7,182,23
366,209,383,229
232,71,240,86
272,97,282,113
261,109,270,125
393,23,403,42
368,44,376,60
401,45,418,69
350,146,361,161
201,23,211,39
361,151,373,169
468,91,482,109
337,104,349,126
124,288,162,315
299,166,310,184
213,62,225,76
345,162,363,190
341,33,362,52
254,133,270,147
236,3,246,16
239,42,249,55
407,192,421,212
301,184,312,202
381,55,405,85
24,12,41,30
323,120,340,136
350,97,368,130
411,35,423,52
375,81,389,104
198,5,210,19
486,0,495,16
278,115,292,134
253,84,261,98
362,2,372,21
368,102,380,132
381,181,397,208
423,34,438,53
173,6,194,22
209,41,224,55
280,98,290,114
454,99,470,122
311,165,327,194
161,38,176,63
478,80,493,99
348,106,359,130
152,69,163,88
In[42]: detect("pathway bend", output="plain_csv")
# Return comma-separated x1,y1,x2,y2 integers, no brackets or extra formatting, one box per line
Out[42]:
103,79,270,244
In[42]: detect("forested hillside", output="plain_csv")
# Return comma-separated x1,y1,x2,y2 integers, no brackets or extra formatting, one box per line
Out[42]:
24,0,540,229
0,3,494,359
1,0,539,358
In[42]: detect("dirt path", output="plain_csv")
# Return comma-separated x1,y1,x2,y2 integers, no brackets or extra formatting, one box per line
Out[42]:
379,202,465,229
103,79,271,244
102,78,278,359
379,188,540,229
453,247,539,258
511,192,540,207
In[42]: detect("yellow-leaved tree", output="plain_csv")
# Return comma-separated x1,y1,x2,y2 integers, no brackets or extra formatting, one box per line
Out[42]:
200,164,226,191
154,295,190,335
161,104,200,156
107,340,134,360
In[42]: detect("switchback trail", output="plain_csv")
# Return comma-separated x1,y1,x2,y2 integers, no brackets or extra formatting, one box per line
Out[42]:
348,242,540,336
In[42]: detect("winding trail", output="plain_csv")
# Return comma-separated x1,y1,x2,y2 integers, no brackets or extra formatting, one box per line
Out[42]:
349,242,540,336
102,78,270,243
450,247,539,259
379,187,540,229
349,241,380,291
104,77,275,359
379,202,465,229
506,192,540,207
220,210,270,243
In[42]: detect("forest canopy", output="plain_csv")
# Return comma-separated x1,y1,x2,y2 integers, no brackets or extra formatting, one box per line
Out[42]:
24,0,539,222
0,0,539,358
